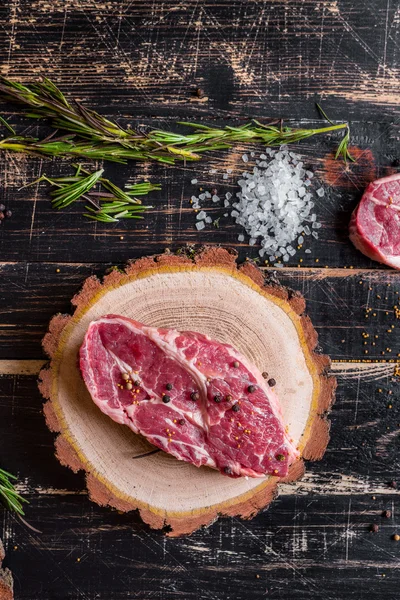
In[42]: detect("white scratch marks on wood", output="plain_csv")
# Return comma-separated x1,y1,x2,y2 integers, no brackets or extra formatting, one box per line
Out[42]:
59,3,68,51
0,359,46,376
6,0,20,70
376,429,400,459
280,471,400,496
29,160,43,245
344,497,352,561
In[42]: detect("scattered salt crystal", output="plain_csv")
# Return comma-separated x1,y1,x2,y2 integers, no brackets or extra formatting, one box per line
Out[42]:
250,152,255,157
212,195,220,203
274,263,284,268
259,154,267,160
196,221,205,231
306,171,314,179
227,169,233,174
199,193,206,201
224,213,228,217
191,196,198,202
283,255,289,262
314,222,322,229
205,191,211,199
249,238,256,246
197,210,207,220
209,169,217,174
224,199,230,207
225,192,232,200
223,174,229,180
312,221,319,228
191,179,198,184
305,249,311,254
238,234,244,242
298,235,304,244
304,226,311,235
242,154,249,163
312,231,319,239
205,216,212,224
316,187,325,197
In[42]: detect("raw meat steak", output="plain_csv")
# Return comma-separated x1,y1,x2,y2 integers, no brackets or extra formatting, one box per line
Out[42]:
349,172,400,269
80,315,299,478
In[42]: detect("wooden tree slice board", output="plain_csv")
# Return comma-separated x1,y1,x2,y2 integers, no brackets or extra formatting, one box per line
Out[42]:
38,247,336,536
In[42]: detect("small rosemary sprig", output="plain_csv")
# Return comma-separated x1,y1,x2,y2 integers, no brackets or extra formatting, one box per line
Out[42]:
0,77,353,163
25,164,160,222
0,467,27,515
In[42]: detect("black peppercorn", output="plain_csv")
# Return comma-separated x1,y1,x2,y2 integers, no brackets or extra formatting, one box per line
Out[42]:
162,394,171,403
268,378,276,387
388,481,397,488
178,419,185,426
214,394,221,403
247,385,256,393
382,510,392,518
4,210,11,218
262,372,268,379
223,466,233,475
133,380,141,387
369,523,379,533
232,403,240,412
195,87,204,98
166,383,173,391
191,391,199,401
211,187,218,196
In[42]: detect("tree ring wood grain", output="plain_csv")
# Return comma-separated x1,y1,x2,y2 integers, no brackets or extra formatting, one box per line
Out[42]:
38,246,336,536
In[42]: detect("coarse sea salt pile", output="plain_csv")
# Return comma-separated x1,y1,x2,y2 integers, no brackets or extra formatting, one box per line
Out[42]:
192,147,324,265
232,148,322,265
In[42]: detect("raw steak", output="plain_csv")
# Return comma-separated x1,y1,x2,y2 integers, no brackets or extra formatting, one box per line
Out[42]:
80,315,299,478
349,172,400,269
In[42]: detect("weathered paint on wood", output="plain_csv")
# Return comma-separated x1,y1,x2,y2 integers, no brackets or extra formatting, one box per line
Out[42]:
0,0,399,598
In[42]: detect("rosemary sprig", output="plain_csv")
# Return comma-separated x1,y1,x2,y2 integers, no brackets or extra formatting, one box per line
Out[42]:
26,164,159,222
0,467,27,515
0,77,352,163
50,167,104,209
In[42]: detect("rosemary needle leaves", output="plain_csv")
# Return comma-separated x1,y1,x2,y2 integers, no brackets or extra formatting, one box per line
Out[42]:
25,164,160,222
0,76,353,164
0,467,27,515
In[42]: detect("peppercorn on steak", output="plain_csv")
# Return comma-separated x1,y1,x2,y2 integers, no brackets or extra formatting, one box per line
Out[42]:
80,315,299,478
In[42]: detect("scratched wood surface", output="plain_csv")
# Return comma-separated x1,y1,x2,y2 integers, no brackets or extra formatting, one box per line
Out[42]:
0,0,399,599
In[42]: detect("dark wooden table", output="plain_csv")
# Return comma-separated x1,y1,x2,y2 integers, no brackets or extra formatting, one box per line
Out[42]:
0,1,399,598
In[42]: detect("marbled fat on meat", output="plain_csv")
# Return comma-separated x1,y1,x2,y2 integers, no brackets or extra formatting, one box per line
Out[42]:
349,172,400,269
80,315,299,478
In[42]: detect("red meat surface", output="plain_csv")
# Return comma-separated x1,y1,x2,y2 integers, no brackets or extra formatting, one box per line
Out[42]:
80,315,299,478
349,172,400,269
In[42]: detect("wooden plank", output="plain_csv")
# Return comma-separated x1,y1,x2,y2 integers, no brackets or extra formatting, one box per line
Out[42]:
0,119,397,266
2,492,400,600
0,261,400,361
0,0,398,121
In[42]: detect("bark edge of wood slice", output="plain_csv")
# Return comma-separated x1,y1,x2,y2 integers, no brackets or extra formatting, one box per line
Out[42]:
38,246,336,536
0,539,13,600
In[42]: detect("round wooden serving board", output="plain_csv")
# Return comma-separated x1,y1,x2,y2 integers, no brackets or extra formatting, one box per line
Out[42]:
38,247,336,536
